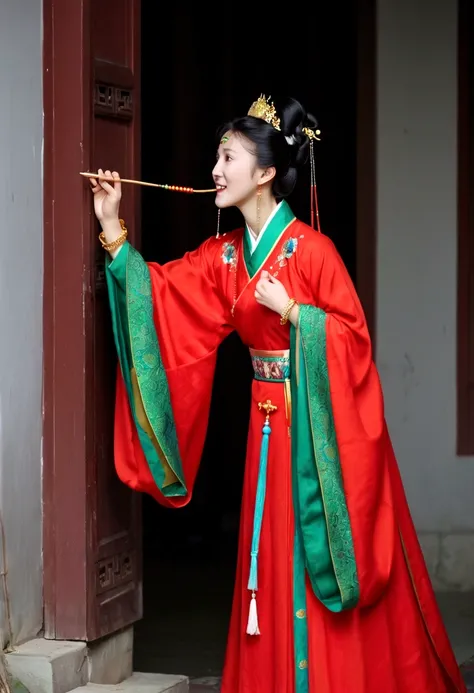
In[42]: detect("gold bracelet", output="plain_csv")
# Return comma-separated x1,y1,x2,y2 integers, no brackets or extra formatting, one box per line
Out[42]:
99,218,128,251
280,298,297,325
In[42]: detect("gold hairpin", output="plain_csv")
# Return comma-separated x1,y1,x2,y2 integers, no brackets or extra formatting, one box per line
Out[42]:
303,127,321,141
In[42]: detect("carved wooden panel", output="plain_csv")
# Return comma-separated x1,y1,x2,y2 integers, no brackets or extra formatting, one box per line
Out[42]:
91,53,142,636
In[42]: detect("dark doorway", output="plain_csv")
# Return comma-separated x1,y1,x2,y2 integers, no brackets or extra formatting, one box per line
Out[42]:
134,2,358,679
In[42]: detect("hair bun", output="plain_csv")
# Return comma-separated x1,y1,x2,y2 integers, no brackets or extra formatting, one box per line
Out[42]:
276,96,319,168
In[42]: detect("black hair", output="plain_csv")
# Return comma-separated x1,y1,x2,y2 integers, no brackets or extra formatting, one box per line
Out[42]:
216,96,319,198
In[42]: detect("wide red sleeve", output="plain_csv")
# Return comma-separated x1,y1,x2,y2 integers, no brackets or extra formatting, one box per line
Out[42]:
106,237,232,508
304,234,396,607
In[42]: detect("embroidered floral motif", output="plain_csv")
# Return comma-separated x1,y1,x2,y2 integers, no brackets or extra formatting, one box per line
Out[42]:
282,236,298,258
269,234,304,277
221,241,237,270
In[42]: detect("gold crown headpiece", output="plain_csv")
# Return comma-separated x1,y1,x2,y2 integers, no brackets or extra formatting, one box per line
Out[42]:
247,94,321,140
247,94,281,131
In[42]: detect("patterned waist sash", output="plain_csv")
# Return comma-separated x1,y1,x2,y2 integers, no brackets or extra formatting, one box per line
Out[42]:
249,348,290,382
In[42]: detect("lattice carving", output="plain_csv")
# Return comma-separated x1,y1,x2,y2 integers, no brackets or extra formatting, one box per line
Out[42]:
115,88,133,117
96,551,134,593
95,84,114,114
94,84,133,120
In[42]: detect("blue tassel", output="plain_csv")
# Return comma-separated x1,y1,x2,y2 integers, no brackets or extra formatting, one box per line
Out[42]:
248,421,271,592
248,553,258,592
246,401,277,635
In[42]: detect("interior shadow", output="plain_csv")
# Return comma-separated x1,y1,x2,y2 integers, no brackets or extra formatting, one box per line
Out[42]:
133,1,357,678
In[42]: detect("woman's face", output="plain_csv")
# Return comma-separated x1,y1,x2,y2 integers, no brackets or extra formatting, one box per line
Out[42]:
212,131,263,209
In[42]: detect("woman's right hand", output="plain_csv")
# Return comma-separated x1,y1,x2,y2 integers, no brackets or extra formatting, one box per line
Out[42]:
89,168,122,226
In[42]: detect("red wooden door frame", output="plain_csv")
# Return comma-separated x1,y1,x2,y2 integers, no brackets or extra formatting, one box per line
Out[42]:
42,0,142,641
43,0,93,639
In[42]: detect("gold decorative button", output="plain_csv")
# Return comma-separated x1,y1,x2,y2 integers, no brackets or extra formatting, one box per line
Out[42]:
296,609,306,619
298,659,308,670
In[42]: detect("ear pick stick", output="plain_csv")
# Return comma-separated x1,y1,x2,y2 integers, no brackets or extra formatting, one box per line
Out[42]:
80,171,217,194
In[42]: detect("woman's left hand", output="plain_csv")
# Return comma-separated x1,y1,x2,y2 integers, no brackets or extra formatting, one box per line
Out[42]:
255,270,290,315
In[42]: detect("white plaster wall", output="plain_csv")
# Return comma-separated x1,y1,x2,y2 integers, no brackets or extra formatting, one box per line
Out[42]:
0,0,43,645
377,0,474,589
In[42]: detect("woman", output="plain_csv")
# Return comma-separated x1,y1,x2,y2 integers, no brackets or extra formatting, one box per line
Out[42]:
90,95,466,693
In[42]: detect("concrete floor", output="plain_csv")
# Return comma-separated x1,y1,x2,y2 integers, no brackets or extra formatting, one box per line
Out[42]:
189,680,221,692
437,592,474,666
438,592,474,691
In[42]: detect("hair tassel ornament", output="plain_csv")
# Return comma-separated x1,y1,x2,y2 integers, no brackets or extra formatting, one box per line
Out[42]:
303,127,322,232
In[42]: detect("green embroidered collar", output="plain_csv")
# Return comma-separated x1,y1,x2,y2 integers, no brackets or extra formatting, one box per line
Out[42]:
243,199,296,278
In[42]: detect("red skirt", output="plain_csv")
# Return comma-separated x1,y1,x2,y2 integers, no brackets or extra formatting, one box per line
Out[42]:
221,377,465,693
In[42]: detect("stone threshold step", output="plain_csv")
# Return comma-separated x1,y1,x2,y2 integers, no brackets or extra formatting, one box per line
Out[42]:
68,673,188,693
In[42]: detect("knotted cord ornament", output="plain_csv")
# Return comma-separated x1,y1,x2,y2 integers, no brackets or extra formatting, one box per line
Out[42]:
246,400,278,636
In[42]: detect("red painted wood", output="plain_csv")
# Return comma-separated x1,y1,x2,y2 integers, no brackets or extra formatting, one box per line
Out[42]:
43,0,142,641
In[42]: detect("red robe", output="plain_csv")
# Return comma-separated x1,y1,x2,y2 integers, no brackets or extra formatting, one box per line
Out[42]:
105,201,466,693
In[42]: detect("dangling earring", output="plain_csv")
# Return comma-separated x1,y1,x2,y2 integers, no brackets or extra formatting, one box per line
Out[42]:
256,185,262,234
309,140,321,232
216,208,221,239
